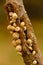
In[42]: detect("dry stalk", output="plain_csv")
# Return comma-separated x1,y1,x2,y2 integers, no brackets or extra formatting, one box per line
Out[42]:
4,0,43,65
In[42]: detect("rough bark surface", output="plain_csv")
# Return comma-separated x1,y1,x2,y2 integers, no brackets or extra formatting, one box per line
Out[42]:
4,0,43,65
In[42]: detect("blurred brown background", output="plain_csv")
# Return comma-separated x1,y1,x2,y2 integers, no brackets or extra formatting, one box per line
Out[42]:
0,0,43,65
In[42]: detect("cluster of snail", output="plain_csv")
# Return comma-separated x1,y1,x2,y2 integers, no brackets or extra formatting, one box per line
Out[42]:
7,12,37,65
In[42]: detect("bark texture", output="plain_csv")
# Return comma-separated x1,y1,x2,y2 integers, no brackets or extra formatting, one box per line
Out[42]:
4,0,43,65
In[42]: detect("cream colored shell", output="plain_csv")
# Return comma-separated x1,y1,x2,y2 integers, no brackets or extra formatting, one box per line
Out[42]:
33,60,37,65
29,46,33,51
15,27,20,31
16,39,21,45
13,23,17,27
16,45,22,52
20,22,25,27
27,39,32,46
32,51,36,55
9,12,13,16
12,40,16,47
12,13,18,19
7,25,15,31
12,32,19,39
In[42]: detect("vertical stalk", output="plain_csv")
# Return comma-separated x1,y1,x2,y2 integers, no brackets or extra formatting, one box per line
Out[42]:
4,0,43,65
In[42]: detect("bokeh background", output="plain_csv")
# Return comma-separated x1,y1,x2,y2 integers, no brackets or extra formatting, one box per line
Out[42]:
0,0,43,65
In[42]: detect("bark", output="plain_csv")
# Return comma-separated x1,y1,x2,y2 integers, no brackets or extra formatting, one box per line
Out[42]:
4,0,43,65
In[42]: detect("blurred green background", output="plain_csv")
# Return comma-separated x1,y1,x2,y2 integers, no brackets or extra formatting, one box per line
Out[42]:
0,0,43,65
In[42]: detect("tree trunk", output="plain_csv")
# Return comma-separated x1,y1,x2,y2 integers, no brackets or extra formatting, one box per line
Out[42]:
4,0,43,65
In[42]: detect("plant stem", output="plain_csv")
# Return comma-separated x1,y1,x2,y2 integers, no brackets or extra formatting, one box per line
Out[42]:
4,0,43,65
